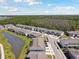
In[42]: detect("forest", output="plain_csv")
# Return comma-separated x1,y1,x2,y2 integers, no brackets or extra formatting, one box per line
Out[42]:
0,15,79,31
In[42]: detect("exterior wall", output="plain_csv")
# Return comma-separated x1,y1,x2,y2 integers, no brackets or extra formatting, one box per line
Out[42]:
16,24,64,36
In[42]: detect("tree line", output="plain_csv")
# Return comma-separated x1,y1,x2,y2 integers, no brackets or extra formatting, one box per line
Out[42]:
0,15,79,31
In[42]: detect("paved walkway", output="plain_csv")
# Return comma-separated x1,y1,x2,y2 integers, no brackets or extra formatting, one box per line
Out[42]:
0,44,5,59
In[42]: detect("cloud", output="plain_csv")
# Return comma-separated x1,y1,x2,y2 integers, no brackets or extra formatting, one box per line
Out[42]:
53,6,74,11
8,8,18,12
24,0,42,5
47,4,52,7
43,6,79,15
1,5,79,15
43,10,49,14
14,0,22,2
0,0,5,3
28,2,42,5
25,0,36,2
52,6,76,14
14,0,42,5
0,6,18,12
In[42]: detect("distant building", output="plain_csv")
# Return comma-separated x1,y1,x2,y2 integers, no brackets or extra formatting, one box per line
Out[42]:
67,31,79,38
16,24,64,36
0,25,4,30
5,24,15,29
60,39,79,47
68,48,79,59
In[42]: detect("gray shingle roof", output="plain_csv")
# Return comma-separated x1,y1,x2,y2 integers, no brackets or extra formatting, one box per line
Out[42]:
68,48,79,59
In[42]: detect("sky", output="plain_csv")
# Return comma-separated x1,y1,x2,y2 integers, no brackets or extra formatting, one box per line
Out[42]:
0,0,79,15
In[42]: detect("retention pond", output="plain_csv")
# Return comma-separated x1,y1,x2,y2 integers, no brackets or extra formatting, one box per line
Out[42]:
3,32,25,59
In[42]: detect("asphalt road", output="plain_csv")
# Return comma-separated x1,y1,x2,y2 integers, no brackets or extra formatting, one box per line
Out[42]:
48,36,67,59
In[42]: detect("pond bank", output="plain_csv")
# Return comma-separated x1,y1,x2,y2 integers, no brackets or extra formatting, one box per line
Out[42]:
3,32,25,59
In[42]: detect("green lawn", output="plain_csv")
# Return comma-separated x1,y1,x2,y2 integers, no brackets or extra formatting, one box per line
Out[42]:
61,35,70,39
47,55,53,59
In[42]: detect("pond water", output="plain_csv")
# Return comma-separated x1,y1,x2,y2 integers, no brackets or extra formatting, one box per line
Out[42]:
3,32,25,59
